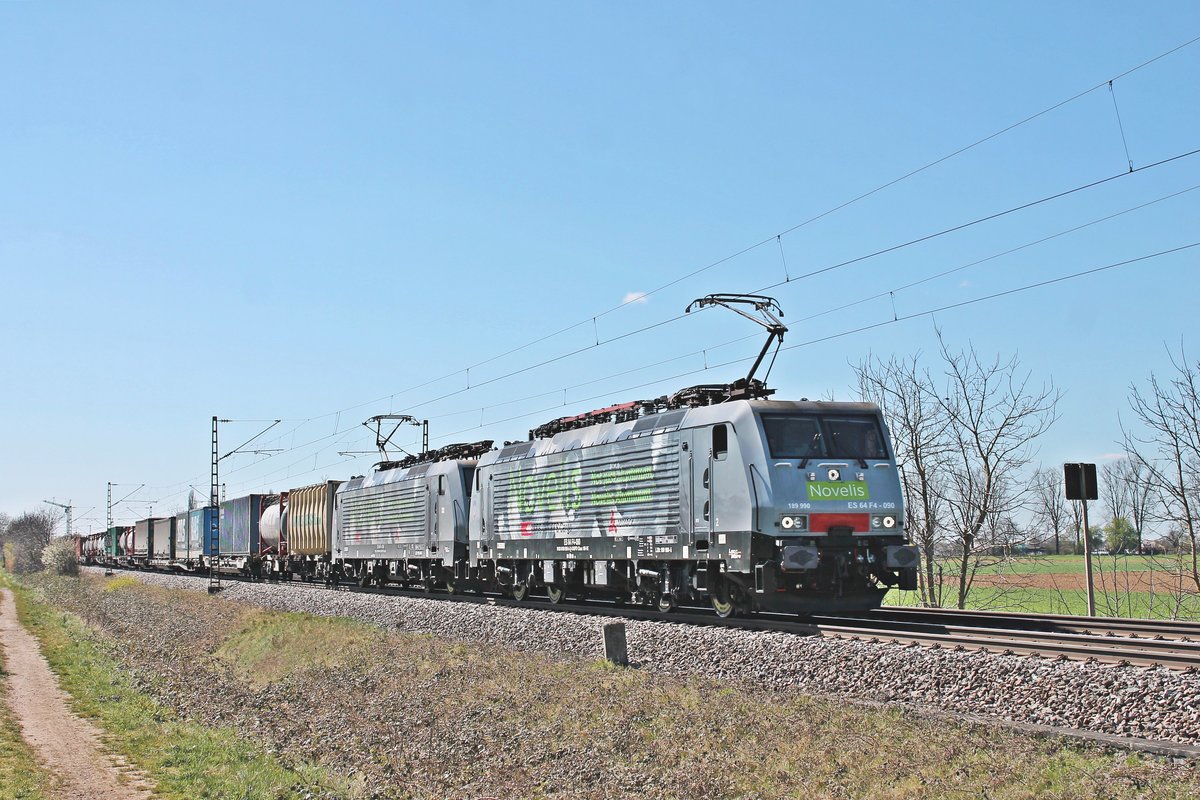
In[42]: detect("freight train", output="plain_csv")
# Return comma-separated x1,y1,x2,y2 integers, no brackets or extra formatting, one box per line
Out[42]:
84,296,920,616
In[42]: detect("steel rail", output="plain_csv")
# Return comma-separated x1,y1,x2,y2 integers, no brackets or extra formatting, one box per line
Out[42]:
874,605,1200,639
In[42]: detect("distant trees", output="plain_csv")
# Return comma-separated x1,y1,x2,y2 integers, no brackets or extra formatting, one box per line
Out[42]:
1,510,59,573
857,332,1059,608
1104,517,1140,554
1032,467,1070,554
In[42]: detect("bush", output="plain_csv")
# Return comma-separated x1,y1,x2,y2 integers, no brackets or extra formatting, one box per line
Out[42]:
41,538,79,576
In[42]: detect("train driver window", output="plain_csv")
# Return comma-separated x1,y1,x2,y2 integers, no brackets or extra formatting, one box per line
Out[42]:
761,415,824,459
438,475,446,496
824,417,888,459
712,424,729,461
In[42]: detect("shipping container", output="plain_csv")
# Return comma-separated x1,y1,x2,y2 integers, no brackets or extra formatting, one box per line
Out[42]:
287,481,340,556
187,506,217,558
173,511,189,561
132,519,152,558
218,495,274,557
151,517,175,562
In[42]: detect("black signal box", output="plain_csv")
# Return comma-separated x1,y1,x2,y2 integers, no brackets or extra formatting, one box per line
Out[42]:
1064,463,1098,501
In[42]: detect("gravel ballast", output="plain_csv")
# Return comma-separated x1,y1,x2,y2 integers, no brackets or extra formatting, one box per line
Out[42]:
91,568,1200,749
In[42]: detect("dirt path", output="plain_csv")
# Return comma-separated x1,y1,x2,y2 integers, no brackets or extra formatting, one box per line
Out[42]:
0,588,156,799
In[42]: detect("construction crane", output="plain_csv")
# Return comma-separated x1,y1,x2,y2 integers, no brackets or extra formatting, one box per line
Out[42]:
43,499,73,538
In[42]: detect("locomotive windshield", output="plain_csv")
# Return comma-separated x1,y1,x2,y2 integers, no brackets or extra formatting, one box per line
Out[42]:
760,414,888,460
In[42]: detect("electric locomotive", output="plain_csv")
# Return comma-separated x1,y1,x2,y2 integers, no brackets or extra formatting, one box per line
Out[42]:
469,390,916,616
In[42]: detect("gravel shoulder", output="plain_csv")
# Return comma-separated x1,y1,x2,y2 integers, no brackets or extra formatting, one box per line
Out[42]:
0,587,156,800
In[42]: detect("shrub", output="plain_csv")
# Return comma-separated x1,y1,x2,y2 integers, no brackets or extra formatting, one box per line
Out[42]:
41,538,79,576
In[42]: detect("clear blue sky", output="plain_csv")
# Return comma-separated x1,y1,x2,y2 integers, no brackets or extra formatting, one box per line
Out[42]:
2,2,1197,532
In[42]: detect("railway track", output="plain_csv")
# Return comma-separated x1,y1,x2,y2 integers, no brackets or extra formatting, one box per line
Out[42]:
873,605,1200,640
92,565,1200,671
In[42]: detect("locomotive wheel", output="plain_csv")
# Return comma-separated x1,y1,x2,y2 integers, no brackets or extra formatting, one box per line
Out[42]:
358,569,372,588
546,585,565,604
710,584,737,618
445,579,456,595
656,594,677,614
511,582,529,602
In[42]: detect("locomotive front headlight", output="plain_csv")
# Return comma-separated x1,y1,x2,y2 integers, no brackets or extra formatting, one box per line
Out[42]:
882,515,897,529
827,468,841,481
781,516,795,529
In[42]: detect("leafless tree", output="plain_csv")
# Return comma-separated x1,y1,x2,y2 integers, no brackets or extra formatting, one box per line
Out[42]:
1067,498,1085,553
935,333,1060,609
1101,459,1131,525
1124,459,1158,552
1032,466,1069,554
854,352,953,607
856,334,1059,609
1123,346,1200,590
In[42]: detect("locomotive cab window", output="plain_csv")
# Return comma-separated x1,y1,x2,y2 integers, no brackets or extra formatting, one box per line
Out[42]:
824,416,888,459
761,415,825,459
712,424,729,461
760,414,888,460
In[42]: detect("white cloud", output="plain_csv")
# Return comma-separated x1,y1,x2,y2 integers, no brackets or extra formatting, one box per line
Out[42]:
623,291,649,305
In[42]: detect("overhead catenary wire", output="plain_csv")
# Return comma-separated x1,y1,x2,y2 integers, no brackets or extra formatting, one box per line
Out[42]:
186,34,1200,448
205,173,1200,495
422,241,1200,445
119,36,1200,510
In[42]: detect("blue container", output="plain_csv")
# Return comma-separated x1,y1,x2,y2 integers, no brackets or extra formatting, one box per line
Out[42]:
218,495,270,557
188,506,218,557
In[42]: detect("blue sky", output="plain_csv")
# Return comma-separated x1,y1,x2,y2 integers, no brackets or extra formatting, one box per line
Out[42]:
1,2,1197,532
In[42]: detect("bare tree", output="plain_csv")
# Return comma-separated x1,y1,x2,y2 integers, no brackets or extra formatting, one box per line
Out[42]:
1123,346,1200,590
1067,498,1085,553
1124,459,1158,552
1101,459,1131,525
854,352,953,607
1032,466,1069,554
935,333,1060,609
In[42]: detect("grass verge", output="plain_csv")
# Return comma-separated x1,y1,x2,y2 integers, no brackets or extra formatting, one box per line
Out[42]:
885,585,1200,617
8,576,350,800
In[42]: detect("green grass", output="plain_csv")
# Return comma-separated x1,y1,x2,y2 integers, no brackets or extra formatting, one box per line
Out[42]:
214,610,378,688
887,554,1200,618
9,579,351,800
885,585,1200,618
970,554,1163,575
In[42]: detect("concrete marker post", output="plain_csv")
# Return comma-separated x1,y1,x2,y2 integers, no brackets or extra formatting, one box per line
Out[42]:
602,622,628,666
